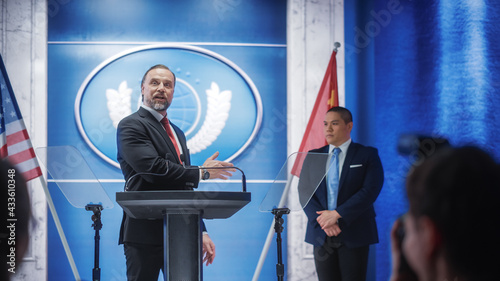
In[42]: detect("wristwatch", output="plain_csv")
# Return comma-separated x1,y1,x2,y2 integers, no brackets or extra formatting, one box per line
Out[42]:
202,168,210,180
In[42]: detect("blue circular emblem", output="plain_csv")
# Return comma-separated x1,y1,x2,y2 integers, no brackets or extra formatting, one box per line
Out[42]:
75,44,262,168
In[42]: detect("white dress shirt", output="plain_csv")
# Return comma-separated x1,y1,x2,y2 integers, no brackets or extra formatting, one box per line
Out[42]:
141,104,184,156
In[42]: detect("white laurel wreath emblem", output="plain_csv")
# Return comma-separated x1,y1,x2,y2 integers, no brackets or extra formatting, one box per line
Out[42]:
187,82,232,154
106,81,132,128
106,80,231,154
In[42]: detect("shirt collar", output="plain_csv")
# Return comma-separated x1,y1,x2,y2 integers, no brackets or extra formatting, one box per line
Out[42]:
329,138,351,154
141,104,165,122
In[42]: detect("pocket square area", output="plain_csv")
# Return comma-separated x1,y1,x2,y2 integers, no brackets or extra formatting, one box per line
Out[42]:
350,164,363,168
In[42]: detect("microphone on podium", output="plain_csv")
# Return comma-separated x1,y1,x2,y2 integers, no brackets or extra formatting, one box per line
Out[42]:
180,154,247,192
124,155,171,191
124,154,247,192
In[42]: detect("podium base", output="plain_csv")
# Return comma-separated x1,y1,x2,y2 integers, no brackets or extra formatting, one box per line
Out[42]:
164,211,202,281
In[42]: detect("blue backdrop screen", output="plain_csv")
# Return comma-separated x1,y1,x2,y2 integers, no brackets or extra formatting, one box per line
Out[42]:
346,1,500,280
48,1,287,280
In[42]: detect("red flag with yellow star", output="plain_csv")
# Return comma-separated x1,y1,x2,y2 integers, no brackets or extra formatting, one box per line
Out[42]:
292,50,339,177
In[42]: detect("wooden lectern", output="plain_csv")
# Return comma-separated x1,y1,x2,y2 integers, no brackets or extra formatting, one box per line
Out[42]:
116,190,251,281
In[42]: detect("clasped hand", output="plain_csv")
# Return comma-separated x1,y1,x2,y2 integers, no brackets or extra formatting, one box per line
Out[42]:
316,210,342,237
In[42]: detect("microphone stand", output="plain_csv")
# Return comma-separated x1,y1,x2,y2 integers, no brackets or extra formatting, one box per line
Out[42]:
271,207,290,281
197,166,247,192
124,163,170,191
180,154,247,192
85,204,103,281
125,161,247,192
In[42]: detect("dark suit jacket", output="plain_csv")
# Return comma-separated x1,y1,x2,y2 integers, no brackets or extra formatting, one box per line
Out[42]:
117,107,202,245
300,142,384,248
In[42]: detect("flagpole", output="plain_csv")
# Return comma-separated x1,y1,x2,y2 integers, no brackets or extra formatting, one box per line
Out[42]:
0,54,81,280
37,173,81,280
254,44,342,280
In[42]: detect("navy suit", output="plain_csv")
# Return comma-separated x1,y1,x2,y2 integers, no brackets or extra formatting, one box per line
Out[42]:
117,107,203,246
117,107,205,280
300,142,384,280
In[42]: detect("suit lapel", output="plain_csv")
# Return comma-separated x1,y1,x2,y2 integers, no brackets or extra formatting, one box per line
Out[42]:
138,108,180,163
339,142,357,190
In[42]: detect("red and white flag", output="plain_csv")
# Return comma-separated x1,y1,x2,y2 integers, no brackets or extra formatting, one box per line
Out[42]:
0,55,42,181
292,50,339,177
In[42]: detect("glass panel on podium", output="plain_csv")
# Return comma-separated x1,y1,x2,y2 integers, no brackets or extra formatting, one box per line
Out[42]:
259,152,329,281
259,152,329,213
35,146,113,209
35,145,113,281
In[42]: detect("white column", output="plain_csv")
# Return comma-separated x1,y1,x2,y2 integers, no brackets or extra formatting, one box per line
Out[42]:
1,0,48,280
287,0,344,280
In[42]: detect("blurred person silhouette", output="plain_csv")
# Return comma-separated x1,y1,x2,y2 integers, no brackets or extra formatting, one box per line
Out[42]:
390,146,500,281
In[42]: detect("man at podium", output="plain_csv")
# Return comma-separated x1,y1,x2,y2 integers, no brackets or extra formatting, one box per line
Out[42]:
116,64,234,281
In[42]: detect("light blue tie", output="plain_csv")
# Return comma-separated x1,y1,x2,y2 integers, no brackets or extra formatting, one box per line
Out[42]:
327,148,340,210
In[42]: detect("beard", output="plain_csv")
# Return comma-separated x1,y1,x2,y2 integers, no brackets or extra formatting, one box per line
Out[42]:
152,100,169,111
144,96,170,111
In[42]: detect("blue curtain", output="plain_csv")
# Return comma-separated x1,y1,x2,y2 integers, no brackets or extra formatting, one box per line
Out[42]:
346,0,500,280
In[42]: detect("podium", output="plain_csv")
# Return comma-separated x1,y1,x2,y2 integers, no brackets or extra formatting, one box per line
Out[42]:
116,190,251,281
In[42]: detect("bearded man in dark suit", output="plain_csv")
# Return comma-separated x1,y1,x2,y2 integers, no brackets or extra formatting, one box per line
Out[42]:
300,106,384,281
117,64,233,281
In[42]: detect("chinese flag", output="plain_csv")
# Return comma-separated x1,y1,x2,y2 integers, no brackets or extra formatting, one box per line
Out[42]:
291,50,339,177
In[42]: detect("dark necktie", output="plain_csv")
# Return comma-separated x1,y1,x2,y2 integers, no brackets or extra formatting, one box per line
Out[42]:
160,117,183,164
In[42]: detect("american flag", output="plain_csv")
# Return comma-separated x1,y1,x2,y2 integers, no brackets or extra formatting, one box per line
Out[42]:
0,55,42,181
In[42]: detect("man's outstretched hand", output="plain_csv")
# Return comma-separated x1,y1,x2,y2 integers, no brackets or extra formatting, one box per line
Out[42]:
202,151,235,179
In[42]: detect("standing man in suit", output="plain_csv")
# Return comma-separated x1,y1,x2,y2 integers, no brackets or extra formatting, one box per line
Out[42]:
117,64,234,281
301,106,384,281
